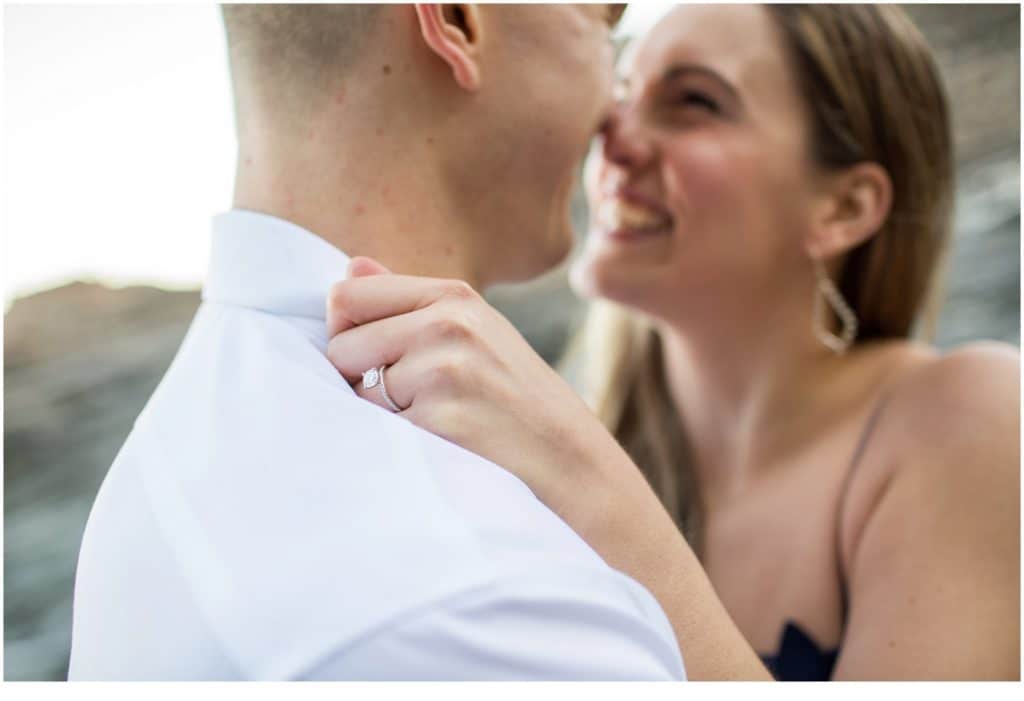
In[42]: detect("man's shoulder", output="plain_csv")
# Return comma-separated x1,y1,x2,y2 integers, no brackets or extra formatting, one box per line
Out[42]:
133,302,596,549
132,302,568,534
132,300,368,451
101,301,627,671
304,560,685,680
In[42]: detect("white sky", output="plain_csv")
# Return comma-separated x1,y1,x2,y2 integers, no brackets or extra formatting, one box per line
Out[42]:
3,2,674,308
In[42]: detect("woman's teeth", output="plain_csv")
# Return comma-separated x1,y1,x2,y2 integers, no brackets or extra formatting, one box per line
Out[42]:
598,199,672,233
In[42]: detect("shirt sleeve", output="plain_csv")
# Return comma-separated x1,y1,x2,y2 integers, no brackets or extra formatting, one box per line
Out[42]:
299,565,687,681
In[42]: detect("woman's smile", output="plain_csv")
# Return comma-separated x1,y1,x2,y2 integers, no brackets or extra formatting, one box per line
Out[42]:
596,198,674,242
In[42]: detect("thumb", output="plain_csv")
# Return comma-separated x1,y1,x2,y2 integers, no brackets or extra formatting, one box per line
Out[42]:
347,256,392,278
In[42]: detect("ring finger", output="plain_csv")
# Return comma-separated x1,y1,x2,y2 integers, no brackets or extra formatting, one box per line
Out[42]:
354,359,414,414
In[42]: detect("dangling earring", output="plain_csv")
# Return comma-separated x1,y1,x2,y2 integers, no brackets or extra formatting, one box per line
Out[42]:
812,258,858,354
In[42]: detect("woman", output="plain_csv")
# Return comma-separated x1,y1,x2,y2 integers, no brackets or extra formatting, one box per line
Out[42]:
325,4,1020,680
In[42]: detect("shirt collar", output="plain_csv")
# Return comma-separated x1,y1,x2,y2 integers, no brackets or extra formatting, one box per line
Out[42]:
203,209,351,321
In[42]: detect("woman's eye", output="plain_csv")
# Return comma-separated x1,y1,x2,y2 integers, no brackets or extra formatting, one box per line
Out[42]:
678,90,719,113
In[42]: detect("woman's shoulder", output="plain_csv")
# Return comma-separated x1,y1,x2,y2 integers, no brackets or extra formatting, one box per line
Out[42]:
880,340,1019,443
851,337,1019,507
841,338,1018,477
837,339,1019,593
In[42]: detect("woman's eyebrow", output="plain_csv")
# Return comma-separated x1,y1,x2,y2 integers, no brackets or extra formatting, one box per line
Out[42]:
661,63,740,100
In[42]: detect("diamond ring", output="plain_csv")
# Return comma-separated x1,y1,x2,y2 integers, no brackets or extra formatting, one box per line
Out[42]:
362,365,402,413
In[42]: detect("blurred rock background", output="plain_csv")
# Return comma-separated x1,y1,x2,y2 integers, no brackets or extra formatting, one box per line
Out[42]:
4,4,1020,681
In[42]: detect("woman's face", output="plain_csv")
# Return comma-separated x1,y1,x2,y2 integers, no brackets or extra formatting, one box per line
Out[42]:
571,4,823,322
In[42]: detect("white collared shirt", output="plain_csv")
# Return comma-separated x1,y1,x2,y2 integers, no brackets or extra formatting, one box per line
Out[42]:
68,210,686,680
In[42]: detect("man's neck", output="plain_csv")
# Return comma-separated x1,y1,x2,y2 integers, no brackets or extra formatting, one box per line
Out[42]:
232,128,483,289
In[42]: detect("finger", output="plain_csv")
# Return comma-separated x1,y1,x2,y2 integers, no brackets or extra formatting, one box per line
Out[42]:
347,256,392,278
327,306,436,385
325,257,393,334
353,357,414,414
326,273,477,337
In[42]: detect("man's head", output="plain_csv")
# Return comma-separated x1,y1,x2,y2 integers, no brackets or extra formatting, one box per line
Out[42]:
222,4,625,288
221,4,382,132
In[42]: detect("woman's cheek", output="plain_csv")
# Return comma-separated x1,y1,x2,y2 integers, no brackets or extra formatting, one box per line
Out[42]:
661,142,771,285
663,138,739,218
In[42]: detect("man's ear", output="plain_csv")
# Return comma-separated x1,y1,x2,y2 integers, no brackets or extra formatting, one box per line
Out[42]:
414,4,482,91
805,162,893,260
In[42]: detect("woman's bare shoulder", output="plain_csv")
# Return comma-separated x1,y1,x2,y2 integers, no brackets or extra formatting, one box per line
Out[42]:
883,340,1019,439
838,339,1019,576
835,340,1020,680
851,338,1017,429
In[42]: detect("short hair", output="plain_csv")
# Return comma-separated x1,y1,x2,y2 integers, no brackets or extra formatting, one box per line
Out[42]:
221,4,381,127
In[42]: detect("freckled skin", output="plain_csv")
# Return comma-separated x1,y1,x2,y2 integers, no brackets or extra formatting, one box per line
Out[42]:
382,64,392,75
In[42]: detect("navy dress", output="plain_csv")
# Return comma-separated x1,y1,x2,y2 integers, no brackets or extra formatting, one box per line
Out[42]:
760,622,840,681
755,389,893,681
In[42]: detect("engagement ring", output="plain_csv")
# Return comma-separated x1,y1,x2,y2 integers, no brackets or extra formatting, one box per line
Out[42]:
362,365,402,413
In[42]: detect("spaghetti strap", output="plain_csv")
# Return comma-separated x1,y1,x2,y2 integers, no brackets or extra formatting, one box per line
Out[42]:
832,387,896,631
762,398,893,682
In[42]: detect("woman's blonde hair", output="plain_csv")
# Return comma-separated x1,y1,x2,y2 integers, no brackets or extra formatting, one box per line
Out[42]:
573,5,955,552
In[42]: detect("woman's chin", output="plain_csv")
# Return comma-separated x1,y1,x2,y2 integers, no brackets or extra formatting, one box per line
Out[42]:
569,256,653,310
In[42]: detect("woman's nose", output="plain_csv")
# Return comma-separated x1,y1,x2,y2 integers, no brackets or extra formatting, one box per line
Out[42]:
600,102,653,172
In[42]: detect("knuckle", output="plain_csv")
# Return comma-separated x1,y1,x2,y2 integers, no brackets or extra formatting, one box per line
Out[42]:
442,279,476,302
432,314,471,342
426,349,481,395
325,337,346,369
429,359,461,387
327,282,357,327
328,280,353,310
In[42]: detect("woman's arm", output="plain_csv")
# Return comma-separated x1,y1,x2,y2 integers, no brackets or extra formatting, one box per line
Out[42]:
326,261,772,679
571,442,774,680
832,344,1020,680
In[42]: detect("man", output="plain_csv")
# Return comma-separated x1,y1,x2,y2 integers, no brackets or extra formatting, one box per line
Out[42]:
68,4,685,680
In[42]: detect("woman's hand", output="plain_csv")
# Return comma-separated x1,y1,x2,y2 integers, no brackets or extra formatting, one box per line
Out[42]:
325,257,773,681
325,257,633,523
